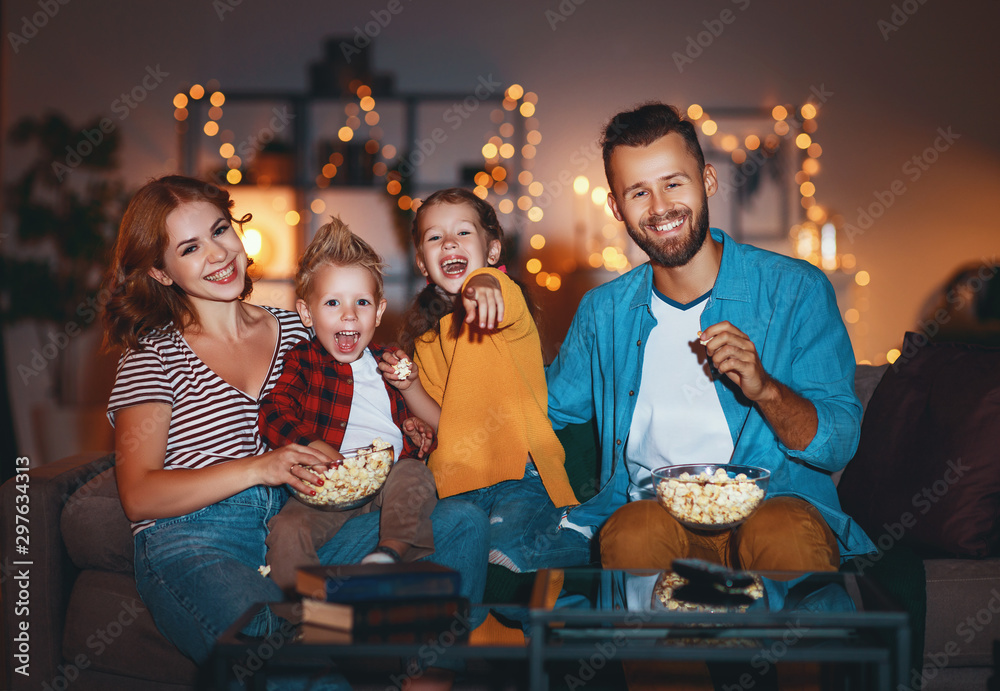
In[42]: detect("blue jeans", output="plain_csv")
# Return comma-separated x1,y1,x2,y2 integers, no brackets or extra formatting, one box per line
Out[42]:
134,486,489,681
457,464,591,573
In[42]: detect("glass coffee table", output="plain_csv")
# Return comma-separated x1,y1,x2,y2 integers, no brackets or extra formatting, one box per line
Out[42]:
528,567,910,691
211,567,909,689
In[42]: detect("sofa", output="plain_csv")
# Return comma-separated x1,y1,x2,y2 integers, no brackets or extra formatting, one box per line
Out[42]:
3,334,999,690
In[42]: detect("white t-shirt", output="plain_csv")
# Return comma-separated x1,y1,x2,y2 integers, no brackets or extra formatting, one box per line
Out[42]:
625,288,734,500
341,350,404,462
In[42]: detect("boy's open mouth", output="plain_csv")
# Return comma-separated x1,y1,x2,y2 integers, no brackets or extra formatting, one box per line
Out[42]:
335,331,360,351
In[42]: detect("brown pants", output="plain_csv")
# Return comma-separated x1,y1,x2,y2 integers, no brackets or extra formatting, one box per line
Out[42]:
265,458,438,593
600,496,840,572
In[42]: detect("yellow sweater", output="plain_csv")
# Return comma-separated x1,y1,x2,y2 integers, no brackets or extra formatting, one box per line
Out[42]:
414,268,578,507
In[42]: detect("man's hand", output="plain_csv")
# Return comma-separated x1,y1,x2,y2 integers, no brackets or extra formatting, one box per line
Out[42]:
462,273,505,330
402,416,435,459
699,321,772,402
699,321,818,451
379,349,418,390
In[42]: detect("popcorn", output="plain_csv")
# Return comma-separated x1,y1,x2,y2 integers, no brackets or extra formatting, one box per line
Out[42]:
258,565,271,577
653,571,763,613
392,358,412,379
655,467,765,527
293,438,393,509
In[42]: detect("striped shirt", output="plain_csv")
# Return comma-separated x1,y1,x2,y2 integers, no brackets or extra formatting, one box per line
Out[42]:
107,306,309,534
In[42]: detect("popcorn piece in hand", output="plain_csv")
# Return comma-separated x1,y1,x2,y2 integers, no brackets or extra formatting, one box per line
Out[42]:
258,565,271,577
393,358,412,379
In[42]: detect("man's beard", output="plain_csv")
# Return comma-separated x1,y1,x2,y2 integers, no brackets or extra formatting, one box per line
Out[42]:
624,199,710,268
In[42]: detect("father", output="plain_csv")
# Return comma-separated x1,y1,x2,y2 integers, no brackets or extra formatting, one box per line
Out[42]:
547,103,876,572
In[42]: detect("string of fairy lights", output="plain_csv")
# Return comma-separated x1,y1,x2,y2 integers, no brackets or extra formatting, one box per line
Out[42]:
170,84,884,362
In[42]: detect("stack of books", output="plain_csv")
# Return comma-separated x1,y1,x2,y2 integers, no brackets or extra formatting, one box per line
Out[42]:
294,562,471,644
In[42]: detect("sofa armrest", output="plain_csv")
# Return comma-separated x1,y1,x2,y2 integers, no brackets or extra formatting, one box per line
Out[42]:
1,452,115,685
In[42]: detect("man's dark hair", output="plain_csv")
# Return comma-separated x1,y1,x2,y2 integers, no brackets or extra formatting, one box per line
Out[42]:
601,103,706,191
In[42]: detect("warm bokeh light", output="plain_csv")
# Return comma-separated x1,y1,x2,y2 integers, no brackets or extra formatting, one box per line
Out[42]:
519,102,535,118
499,143,515,159
322,163,337,178
529,181,544,197
173,93,188,108
774,121,790,136
855,270,871,287
397,195,412,210
522,145,537,159
474,186,489,200
731,150,747,164
800,181,816,197
506,84,524,100
841,253,857,270
338,127,353,142
808,143,823,158
771,105,787,120
701,120,718,136
530,234,546,250
844,308,860,324
208,106,223,120
364,140,379,155
310,199,326,214
210,91,225,107
365,111,380,126
573,176,590,195
174,108,188,121
589,252,603,268
346,115,361,129
591,186,608,206
687,104,703,120
359,96,375,111
494,181,508,195
518,170,533,185
386,180,402,195
380,144,396,160
527,207,544,222
796,133,813,149
499,123,514,138
227,156,241,169
492,166,507,181
372,162,387,176
526,258,542,273
502,98,517,111
720,134,739,152
203,121,219,136
535,271,549,287
226,168,242,184
546,274,561,291
886,349,901,364
356,85,372,98
517,195,532,210
189,84,205,99
806,205,826,223
801,104,818,119
242,228,262,257
802,158,820,175
482,142,498,158
523,92,538,104
285,211,300,226
527,130,542,146
744,134,760,150
219,143,235,158
498,199,514,214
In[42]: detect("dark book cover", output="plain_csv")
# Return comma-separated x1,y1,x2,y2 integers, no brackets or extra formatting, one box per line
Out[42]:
296,562,461,603
299,596,470,632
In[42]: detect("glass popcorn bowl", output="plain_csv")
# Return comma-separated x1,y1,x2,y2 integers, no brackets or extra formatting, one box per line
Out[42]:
289,441,394,511
651,464,770,530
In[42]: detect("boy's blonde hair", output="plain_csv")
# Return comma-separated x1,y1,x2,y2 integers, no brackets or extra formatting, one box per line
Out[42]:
296,216,387,301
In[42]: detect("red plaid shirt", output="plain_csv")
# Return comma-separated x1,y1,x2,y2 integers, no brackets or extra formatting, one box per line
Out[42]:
259,340,422,458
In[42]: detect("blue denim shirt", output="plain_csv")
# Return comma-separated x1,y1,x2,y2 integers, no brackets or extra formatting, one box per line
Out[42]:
547,228,876,559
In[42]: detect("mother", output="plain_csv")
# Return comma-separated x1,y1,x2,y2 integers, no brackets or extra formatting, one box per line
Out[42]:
101,175,488,668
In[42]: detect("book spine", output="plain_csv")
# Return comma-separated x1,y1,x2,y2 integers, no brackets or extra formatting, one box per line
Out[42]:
324,574,460,603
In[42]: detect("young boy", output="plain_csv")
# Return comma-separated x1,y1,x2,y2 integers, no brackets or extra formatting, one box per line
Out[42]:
259,217,439,593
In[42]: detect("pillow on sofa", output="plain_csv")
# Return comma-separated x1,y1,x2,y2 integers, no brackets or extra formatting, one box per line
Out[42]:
837,332,1000,558
61,467,135,573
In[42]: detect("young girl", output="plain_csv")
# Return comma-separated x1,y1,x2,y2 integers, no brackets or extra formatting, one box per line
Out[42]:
101,176,488,681
385,188,591,574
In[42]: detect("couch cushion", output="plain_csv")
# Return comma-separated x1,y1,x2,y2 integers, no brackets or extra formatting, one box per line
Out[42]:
61,467,135,573
63,569,198,683
838,333,1000,558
